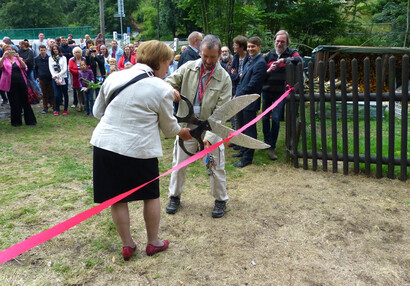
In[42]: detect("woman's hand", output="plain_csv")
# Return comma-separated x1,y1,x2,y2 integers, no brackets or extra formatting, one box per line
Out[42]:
178,128,192,141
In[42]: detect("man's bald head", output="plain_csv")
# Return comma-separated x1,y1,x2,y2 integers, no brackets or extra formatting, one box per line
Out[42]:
188,31,203,50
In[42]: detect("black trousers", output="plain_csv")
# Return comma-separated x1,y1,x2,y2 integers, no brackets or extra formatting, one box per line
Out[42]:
8,81,37,126
236,109,257,163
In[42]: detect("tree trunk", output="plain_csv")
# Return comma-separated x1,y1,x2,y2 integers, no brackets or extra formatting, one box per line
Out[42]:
404,0,409,47
200,0,209,34
226,0,235,48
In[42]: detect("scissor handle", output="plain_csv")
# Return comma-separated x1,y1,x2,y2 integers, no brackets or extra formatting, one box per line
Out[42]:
175,95,211,156
178,120,211,156
174,95,201,125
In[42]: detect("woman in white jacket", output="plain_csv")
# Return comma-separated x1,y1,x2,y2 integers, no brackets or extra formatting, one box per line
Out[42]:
91,40,192,261
48,45,68,115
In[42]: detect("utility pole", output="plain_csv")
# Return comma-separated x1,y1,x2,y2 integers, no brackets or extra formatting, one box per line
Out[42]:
114,0,125,41
99,0,105,41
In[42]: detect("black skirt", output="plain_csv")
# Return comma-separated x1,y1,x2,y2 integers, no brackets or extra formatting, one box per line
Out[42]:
93,146,160,203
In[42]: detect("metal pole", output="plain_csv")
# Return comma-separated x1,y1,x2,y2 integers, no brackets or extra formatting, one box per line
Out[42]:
120,16,123,39
99,0,105,41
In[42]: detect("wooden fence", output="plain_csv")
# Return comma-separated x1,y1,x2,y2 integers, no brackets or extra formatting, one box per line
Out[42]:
285,55,409,181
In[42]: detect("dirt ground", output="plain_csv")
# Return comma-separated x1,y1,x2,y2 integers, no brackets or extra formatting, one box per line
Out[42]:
1,161,408,286
0,101,408,285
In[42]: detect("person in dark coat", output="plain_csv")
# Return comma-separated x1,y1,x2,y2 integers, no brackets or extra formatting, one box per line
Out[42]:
177,31,203,68
262,30,302,160
34,45,55,113
232,36,267,168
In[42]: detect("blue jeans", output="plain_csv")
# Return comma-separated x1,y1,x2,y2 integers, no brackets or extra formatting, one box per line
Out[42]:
28,70,42,95
52,78,69,112
83,89,94,114
262,91,286,150
236,109,257,164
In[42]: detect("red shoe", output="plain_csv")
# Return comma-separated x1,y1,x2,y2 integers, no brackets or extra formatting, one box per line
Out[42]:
122,245,137,261
146,240,169,256
62,110,68,115
53,111,59,116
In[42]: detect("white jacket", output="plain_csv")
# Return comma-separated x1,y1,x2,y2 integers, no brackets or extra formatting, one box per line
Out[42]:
90,63,181,159
48,55,68,79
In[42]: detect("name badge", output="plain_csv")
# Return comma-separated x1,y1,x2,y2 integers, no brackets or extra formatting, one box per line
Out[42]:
194,105,201,117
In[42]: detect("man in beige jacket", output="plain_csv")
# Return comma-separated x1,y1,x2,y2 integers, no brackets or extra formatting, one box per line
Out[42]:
165,34,232,218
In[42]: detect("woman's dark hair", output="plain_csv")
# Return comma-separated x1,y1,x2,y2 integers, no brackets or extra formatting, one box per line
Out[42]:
51,44,62,56
233,35,248,50
86,39,94,48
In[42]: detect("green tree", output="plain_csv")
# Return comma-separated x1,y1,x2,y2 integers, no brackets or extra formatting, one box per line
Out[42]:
134,0,158,40
0,0,65,28
284,0,346,55
372,0,409,47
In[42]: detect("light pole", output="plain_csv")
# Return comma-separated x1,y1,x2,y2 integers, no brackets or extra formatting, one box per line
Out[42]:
99,0,105,41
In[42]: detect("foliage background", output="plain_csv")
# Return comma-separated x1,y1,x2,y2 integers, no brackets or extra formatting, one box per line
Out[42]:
0,0,409,55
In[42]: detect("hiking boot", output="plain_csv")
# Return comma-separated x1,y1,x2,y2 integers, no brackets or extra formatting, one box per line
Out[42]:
212,200,226,218
268,149,278,160
166,196,180,214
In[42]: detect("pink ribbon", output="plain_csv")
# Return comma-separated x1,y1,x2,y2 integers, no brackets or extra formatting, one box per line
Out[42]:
0,87,293,264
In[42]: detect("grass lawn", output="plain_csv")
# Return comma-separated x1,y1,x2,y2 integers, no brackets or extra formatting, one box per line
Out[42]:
0,102,408,285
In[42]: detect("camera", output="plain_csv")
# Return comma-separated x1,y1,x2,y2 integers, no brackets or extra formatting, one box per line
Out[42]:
89,49,96,53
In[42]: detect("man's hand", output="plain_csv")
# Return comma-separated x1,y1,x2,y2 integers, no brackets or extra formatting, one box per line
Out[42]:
178,128,192,141
267,59,285,73
173,89,181,102
203,139,211,149
231,68,237,74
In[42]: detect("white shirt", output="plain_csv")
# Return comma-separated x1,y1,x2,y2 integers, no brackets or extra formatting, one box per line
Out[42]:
90,63,181,159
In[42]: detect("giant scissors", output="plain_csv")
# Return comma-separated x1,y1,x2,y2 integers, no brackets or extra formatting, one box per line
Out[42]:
175,94,270,156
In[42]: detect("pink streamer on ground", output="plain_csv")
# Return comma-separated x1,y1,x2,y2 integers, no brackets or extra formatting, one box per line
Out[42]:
0,87,293,264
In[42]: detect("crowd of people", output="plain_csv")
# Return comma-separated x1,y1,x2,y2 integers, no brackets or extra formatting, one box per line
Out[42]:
1,30,302,260
0,33,141,121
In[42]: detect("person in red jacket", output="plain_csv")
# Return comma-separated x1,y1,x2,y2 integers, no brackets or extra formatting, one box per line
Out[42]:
117,45,136,70
68,47,86,111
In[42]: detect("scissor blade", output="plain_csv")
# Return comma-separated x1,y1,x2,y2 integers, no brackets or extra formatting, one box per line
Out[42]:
210,94,260,123
209,120,270,149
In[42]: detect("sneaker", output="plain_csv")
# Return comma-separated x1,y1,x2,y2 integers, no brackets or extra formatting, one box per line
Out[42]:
41,110,48,114
166,196,180,214
53,111,59,116
212,200,226,218
268,149,278,160
63,110,68,115
71,104,76,108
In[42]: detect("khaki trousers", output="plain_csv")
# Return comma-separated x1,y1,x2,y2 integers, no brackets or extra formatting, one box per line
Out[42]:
168,136,228,202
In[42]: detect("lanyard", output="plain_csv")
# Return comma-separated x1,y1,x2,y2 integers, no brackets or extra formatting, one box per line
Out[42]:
198,65,215,102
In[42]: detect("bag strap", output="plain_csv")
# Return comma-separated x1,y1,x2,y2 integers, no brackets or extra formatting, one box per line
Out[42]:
108,71,153,105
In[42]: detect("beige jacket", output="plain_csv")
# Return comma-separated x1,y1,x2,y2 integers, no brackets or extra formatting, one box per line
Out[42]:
166,59,232,144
